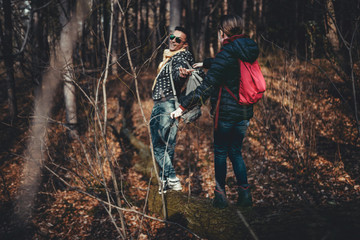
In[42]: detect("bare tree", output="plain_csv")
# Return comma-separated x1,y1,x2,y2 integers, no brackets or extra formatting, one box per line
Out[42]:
58,0,89,136
1,0,17,124
322,0,360,138
30,1,44,96
325,0,340,52
170,0,181,32
195,0,212,61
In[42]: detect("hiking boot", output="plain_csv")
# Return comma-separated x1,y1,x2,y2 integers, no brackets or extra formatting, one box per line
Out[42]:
158,179,169,194
237,185,253,207
212,189,228,209
167,177,182,191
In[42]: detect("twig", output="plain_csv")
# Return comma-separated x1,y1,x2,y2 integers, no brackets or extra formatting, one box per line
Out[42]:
317,0,360,139
13,9,32,57
236,210,259,240
348,19,360,140
44,165,202,239
260,34,348,106
102,0,114,136
136,173,153,239
116,0,166,221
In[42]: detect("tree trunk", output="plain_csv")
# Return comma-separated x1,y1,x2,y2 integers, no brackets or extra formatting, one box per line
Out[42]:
31,9,42,95
111,6,119,75
325,0,340,52
31,1,50,100
103,0,111,49
223,0,228,14
151,0,160,69
189,0,211,61
90,8,98,69
136,0,142,45
198,0,211,61
59,1,78,134
242,0,247,28
2,0,17,124
170,0,181,32
58,0,91,136
116,9,123,73
14,0,92,228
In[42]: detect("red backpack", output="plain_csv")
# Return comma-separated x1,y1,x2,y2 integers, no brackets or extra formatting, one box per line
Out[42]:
215,59,266,129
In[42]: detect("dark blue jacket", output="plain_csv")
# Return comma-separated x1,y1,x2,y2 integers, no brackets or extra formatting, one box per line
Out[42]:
180,36,259,122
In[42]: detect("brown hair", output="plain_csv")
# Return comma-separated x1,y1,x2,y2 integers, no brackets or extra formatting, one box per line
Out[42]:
218,15,244,37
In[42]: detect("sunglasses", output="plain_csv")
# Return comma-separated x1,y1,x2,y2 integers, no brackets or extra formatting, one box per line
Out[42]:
169,34,183,44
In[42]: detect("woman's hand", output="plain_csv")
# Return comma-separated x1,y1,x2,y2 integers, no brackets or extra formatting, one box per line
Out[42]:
192,62,203,68
179,67,194,78
170,108,184,119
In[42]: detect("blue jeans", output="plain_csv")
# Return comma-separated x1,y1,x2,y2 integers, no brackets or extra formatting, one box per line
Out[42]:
150,100,178,180
214,120,250,192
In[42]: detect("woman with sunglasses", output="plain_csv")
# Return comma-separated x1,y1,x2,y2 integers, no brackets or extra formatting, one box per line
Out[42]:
171,15,259,208
150,26,194,194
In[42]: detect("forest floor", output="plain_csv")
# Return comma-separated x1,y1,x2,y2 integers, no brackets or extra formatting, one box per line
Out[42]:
0,56,360,239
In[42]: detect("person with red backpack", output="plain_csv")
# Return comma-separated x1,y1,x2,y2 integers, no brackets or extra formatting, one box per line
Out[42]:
171,15,263,208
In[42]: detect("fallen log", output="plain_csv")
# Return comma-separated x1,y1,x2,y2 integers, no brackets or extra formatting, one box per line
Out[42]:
120,127,154,177
119,127,360,240
120,127,256,240
148,187,256,240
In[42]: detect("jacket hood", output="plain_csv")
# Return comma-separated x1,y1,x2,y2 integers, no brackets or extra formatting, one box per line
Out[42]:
222,35,259,63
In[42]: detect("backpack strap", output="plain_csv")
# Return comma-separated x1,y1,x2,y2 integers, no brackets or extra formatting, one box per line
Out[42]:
223,86,239,102
214,87,223,130
185,61,192,69
169,60,193,106
214,85,238,130
168,59,179,103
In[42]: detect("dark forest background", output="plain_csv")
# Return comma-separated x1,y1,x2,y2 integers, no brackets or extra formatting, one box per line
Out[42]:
1,0,359,123
1,0,360,239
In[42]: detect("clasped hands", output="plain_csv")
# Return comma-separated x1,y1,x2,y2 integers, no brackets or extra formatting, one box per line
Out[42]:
171,62,203,119
170,108,183,119
178,62,203,78
179,67,194,78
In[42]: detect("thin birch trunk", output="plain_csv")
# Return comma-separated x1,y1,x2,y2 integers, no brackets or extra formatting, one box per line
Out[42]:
14,0,92,228
58,0,78,136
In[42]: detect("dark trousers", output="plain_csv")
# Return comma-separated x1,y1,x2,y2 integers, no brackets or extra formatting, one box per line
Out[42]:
214,120,249,192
